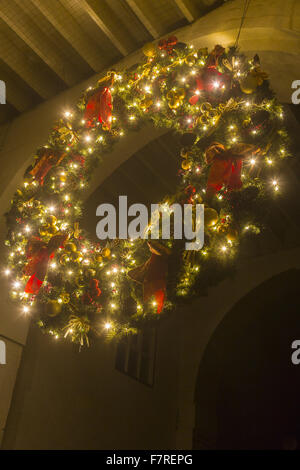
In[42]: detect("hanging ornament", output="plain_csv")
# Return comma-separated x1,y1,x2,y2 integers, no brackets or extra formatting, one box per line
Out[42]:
205,142,258,197
128,241,170,314
84,72,115,129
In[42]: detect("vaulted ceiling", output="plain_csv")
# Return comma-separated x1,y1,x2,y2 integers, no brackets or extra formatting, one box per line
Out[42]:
0,0,222,124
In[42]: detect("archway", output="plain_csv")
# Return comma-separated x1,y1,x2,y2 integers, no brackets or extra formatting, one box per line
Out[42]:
193,268,300,449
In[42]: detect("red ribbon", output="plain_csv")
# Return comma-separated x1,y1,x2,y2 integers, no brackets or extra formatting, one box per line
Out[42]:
128,242,169,314
158,36,177,55
24,234,67,294
85,87,112,129
205,142,257,197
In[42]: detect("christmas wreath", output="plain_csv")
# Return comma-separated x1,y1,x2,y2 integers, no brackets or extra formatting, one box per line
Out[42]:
4,38,290,346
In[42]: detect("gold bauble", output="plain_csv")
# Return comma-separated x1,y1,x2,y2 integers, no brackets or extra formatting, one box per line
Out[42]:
240,74,259,94
181,159,192,171
95,254,103,263
45,300,62,317
60,175,67,182
142,42,156,58
102,247,111,258
65,242,77,253
204,208,218,228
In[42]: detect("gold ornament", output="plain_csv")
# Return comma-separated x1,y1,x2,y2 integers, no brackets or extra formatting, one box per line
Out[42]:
167,88,185,109
181,159,192,170
65,242,77,253
204,208,218,228
102,247,111,258
142,42,156,58
140,97,153,111
45,300,62,317
95,254,103,263
240,67,267,94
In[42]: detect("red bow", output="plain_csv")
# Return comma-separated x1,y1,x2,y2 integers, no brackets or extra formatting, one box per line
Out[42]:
24,234,67,294
29,149,66,185
85,87,112,129
128,242,170,314
205,142,257,197
158,36,177,55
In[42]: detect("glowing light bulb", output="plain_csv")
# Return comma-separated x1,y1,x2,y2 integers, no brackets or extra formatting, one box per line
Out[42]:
104,322,111,330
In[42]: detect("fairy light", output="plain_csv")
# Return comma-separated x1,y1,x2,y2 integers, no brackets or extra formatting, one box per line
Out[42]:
221,246,227,252
85,134,91,142
4,269,10,275
250,158,256,165
64,111,72,118
13,281,21,289
23,306,30,314
104,322,112,330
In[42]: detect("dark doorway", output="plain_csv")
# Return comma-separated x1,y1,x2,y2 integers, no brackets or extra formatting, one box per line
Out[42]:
194,269,300,450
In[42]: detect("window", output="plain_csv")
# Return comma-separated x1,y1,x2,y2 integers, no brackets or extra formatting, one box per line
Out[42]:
115,328,157,386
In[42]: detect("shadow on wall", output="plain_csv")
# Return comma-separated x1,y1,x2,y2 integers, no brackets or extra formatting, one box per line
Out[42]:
193,268,300,450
